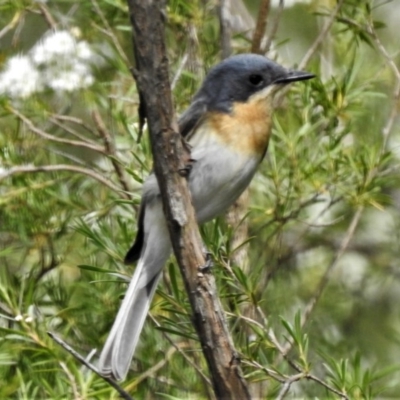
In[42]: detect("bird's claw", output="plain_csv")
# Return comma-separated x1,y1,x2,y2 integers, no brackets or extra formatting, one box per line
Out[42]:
199,251,213,272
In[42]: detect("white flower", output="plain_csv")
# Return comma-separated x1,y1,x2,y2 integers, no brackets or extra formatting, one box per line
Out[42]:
76,41,94,61
41,30,97,64
42,30,76,57
46,62,94,92
32,31,85,65
0,55,42,98
0,30,99,98
32,31,97,92
31,42,50,64
15,314,23,322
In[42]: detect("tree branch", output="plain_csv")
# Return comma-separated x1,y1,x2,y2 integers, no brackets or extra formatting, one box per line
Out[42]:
366,21,400,154
9,106,106,154
263,0,284,54
218,0,232,59
0,10,23,40
92,110,134,197
277,206,364,360
50,113,99,138
37,2,58,29
149,315,213,391
251,0,270,54
0,164,126,196
126,1,250,398
298,0,345,70
90,0,130,64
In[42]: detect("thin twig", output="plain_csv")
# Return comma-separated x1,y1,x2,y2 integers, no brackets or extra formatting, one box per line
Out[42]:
297,71,393,326
9,107,106,154
41,147,92,167
267,329,349,399
0,10,23,40
35,242,59,283
275,0,344,108
306,373,348,399
276,379,291,400
59,362,81,400
275,0,344,106
276,373,304,400
149,315,213,390
279,207,363,358
171,53,189,90
246,308,347,399
241,314,349,399
366,23,400,154
263,0,284,54
49,117,99,145
126,346,177,389
0,164,126,196
186,23,203,78
268,20,399,396
251,0,271,54
306,207,362,326
242,359,286,383
37,2,58,29
255,192,324,234
50,114,99,138
298,0,345,70
91,0,130,64
12,9,25,47
218,0,232,59
92,110,134,197
226,310,265,331
47,332,133,400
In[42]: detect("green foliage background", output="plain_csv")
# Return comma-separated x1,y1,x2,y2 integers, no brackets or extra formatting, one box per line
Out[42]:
1,0,400,398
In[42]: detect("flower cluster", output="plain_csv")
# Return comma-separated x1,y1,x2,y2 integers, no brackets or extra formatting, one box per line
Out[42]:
0,30,99,98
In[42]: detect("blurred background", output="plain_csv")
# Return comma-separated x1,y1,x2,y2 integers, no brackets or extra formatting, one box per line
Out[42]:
1,0,400,398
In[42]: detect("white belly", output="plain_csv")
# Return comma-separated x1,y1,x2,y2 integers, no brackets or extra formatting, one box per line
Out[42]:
142,133,262,224
189,139,261,223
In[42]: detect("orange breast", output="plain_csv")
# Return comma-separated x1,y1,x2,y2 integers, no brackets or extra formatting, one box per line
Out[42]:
207,96,272,157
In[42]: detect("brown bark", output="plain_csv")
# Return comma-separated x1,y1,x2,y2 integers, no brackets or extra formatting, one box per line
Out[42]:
218,0,232,59
251,0,270,54
126,1,250,398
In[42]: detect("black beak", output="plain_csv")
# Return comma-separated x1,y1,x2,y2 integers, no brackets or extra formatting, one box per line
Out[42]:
274,70,315,84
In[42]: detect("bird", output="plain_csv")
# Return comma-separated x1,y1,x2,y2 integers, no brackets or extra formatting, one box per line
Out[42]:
98,53,314,380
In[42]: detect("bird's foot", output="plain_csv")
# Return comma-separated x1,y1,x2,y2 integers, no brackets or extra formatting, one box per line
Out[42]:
199,251,213,272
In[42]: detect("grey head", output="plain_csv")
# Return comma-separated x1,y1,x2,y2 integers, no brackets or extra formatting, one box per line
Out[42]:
179,54,314,136
195,53,314,113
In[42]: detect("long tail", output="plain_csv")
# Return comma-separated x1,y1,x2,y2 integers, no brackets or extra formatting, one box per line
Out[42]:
99,207,171,380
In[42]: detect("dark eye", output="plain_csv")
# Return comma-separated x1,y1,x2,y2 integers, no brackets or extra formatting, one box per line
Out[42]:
249,74,264,86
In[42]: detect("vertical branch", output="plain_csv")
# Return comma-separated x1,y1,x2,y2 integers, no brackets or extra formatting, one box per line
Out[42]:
298,0,344,70
186,23,203,79
251,0,271,54
218,0,232,59
126,1,250,398
92,110,134,198
276,206,364,361
225,190,250,272
221,0,249,273
263,0,284,54
366,22,400,154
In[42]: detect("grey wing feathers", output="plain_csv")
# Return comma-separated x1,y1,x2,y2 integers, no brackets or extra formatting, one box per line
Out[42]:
178,98,207,138
124,98,208,263
124,203,145,264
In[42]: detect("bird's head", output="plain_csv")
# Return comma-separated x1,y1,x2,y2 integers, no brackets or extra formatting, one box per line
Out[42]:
195,53,314,113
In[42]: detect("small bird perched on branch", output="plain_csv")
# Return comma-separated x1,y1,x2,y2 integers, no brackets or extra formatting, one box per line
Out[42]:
99,53,314,380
